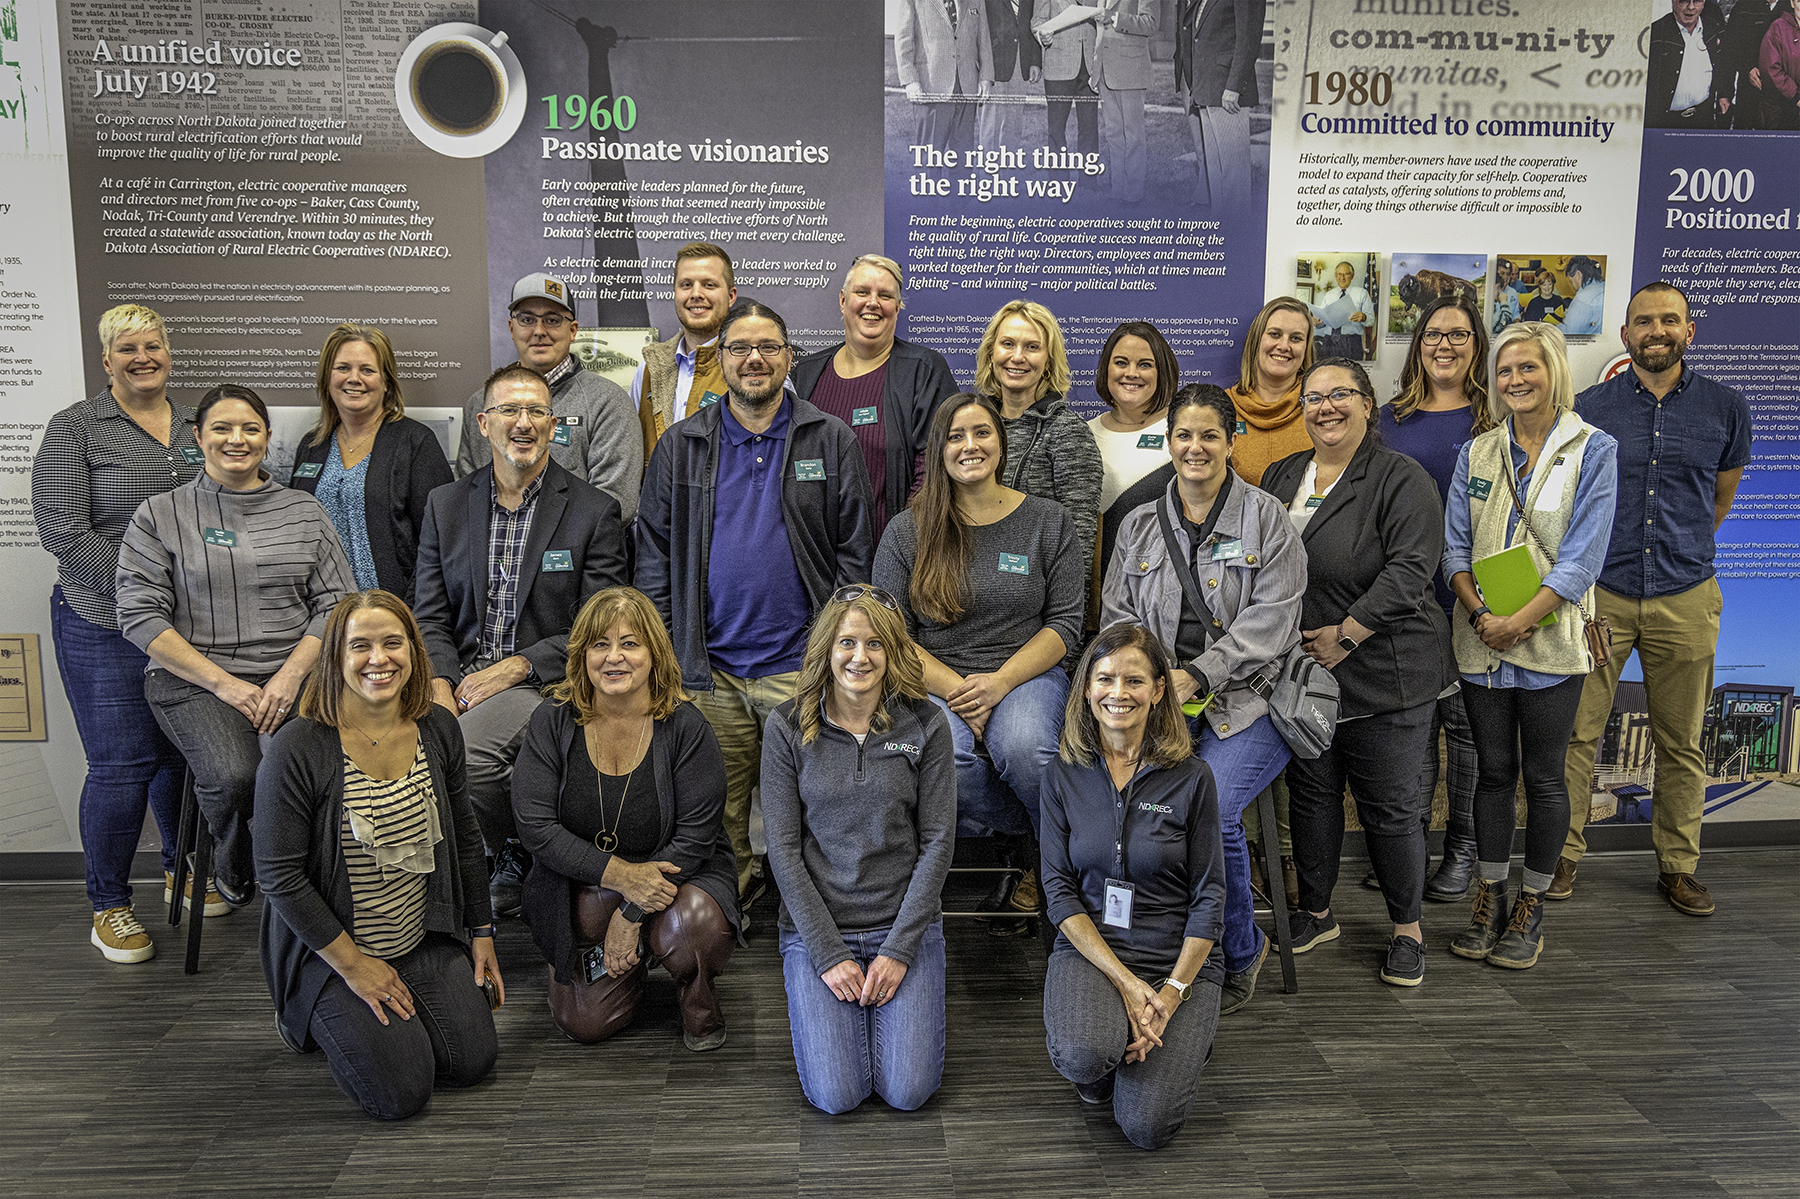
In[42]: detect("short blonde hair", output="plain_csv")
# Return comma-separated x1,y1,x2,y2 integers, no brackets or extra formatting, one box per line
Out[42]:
309,323,405,446
546,588,689,722
845,253,905,300
1490,321,1573,427
975,300,1071,403
98,304,167,356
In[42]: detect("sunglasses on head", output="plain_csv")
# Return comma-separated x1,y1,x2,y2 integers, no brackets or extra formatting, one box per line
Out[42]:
832,585,899,611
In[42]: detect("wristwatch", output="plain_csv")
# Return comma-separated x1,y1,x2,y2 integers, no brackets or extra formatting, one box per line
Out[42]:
1158,976,1193,1002
1468,605,1492,628
1335,624,1359,653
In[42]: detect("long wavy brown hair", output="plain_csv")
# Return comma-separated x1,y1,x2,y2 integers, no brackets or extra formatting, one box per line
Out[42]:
309,323,406,447
1237,296,1318,395
1388,294,1495,437
906,393,1008,626
546,587,689,722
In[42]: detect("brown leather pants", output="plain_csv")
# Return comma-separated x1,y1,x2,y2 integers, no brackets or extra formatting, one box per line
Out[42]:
548,883,734,1043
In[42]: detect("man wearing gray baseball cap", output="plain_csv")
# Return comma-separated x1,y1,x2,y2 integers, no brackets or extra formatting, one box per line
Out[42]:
456,272,644,521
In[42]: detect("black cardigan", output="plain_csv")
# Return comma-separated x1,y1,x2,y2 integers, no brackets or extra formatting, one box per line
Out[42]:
1260,435,1452,717
789,337,959,532
255,706,491,1051
288,416,453,604
512,699,740,984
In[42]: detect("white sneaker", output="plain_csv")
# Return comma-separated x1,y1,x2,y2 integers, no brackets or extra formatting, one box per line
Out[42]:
92,906,156,963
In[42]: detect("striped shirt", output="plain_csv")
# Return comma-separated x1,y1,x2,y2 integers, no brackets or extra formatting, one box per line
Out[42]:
115,472,355,675
31,389,202,629
480,471,544,661
340,743,436,959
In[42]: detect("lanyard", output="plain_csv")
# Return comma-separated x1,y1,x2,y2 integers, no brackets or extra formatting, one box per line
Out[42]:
1111,757,1143,876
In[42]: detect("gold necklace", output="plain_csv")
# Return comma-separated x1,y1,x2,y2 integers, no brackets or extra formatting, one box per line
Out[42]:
343,716,402,747
593,718,651,853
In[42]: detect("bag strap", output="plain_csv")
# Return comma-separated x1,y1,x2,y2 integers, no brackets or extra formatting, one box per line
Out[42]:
1156,492,1214,657
1499,440,1595,624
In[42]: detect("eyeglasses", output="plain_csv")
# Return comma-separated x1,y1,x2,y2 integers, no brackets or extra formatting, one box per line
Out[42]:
511,313,570,330
832,585,899,611
1300,387,1366,408
723,341,789,359
1421,329,1473,346
484,404,557,422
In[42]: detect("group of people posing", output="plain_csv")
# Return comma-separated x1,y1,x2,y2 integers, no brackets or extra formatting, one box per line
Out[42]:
33,239,1748,1150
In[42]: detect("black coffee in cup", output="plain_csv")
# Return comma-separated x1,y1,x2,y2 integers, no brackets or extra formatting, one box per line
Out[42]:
412,41,502,135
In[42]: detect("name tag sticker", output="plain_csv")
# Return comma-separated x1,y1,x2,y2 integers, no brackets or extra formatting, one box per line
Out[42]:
794,459,826,481
1103,878,1135,930
1137,433,1165,449
541,550,574,573
1468,476,1493,500
203,527,237,548
1235,420,1247,435
178,446,204,465
551,424,572,445
998,553,1029,575
292,462,322,479
1211,538,1243,561
1552,455,1565,466
851,406,878,427
1305,495,1324,510
698,390,723,408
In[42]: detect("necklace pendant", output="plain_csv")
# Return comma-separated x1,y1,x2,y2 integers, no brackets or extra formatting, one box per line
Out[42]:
596,834,618,853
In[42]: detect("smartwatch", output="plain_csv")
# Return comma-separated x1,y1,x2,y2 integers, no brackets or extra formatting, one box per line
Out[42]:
1468,605,1492,628
1158,976,1193,1002
1336,624,1359,653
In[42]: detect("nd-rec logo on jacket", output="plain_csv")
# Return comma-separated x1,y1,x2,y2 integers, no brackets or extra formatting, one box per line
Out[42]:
885,741,920,757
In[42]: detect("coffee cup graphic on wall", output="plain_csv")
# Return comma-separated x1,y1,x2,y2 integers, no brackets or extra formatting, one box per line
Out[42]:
395,23,527,157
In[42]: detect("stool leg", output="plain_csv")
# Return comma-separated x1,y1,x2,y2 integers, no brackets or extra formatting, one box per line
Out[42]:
1260,785,1297,994
168,770,197,928
184,818,211,976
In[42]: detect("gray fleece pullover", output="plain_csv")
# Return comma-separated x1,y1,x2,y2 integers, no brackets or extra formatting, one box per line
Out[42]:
760,694,956,971
1000,391,1103,572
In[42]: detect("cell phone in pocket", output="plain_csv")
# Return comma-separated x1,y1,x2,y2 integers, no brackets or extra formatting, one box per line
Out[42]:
580,944,608,985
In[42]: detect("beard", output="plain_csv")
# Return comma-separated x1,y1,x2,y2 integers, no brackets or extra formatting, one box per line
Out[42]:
1630,336,1686,374
726,371,784,412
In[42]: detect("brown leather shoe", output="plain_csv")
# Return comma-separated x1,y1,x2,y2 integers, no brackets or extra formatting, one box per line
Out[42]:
1657,872,1715,917
1282,855,1300,910
1545,856,1578,901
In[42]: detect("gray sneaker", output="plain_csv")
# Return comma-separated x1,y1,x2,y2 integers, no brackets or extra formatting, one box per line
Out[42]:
1285,910,1341,954
1219,932,1271,1015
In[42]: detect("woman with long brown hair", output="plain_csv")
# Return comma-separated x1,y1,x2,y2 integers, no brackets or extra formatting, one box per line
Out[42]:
1379,292,1495,902
1227,297,1317,487
510,586,739,1050
872,393,1086,931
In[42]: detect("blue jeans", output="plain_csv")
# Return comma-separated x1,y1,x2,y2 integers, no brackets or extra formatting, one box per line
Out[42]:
779,921,946,1114
933,667,1069,837
307,933,498,1120
1190,715,1291,973
51,588,186,911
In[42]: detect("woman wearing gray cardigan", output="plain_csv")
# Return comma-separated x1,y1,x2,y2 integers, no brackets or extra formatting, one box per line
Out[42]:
116,385,355,905
761,585,956,1114
1103,384,1306,1016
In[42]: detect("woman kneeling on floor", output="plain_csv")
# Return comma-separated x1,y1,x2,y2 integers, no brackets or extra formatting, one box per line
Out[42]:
512,587,740,1050
257,590,502,1121
762,585,957,1113
1041,623,1224,1150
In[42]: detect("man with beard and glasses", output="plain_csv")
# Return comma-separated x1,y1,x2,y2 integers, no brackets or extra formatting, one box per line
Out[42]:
1558,282,1751,916
458,273,643,521
635,301,875,910
416,366,630,916
633,242,739,456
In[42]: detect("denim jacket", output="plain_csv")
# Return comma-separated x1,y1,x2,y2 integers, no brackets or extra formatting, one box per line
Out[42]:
1101,475,1305,738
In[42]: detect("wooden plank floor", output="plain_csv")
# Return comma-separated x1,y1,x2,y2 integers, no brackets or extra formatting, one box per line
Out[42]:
4,849,1799,1198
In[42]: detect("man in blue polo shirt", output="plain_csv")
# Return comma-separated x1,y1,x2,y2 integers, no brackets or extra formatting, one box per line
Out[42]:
636,300,875,905
1558,281,1751,916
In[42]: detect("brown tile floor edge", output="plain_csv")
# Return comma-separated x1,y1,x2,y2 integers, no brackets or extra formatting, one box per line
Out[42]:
4,849,1798,1198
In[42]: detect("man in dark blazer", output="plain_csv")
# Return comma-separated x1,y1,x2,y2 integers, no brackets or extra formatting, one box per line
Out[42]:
979,0,1041,152
1647,0,1729,128
414,364,629,914
1176,0,1261,209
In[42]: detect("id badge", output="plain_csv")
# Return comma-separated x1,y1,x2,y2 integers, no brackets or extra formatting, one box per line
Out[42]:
1103,878,1135,929
552,424,572,445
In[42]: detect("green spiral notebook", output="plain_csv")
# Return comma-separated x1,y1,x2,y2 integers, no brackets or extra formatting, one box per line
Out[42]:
1471,544,1557,627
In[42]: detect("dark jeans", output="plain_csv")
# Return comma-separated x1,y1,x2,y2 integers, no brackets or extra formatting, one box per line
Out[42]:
1460,676,1585,877
51,589,186,911
1044,947,1220,1151
307,933,498,1120
1044,68,1099,156
1287,701,1435,925
1420,685,1478,848
144,668,268,893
